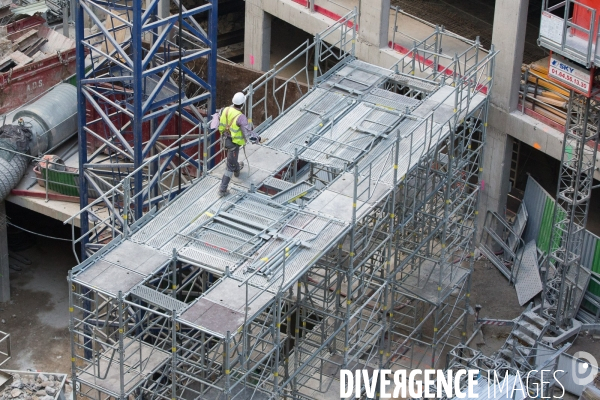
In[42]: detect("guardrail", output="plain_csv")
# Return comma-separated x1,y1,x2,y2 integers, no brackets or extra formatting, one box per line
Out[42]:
539,0,600,68
519,66,569,131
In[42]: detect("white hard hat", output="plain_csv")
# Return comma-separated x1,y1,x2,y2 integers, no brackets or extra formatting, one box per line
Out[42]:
232,92,246,106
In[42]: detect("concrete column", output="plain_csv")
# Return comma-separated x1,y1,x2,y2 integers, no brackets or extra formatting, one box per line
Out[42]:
145,0,170,41
477,0,529,240
478,127,513,242
244,0,272,72
490,0,529,112
0,202,9,302
358,0,390,48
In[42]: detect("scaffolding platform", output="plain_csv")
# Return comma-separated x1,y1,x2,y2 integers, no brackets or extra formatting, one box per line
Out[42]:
68,11,497,400
395,261,470,305
78,338,169,396
75,241,170,296
208,146,293,190
179,278,275,337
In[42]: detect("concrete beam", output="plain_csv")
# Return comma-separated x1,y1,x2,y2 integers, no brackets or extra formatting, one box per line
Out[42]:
489,106,600,181
490,0,529,112
358,0,390,48
244,0,272,72
255,0,402,69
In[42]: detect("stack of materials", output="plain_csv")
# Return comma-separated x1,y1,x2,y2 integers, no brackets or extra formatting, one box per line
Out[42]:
520,57,570,128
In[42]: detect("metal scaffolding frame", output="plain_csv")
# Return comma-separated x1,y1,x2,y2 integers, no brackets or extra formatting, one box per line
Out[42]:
67,11,497,399
535,0,600,332
412,342,569,399
540,92,598,330
74,0,217,259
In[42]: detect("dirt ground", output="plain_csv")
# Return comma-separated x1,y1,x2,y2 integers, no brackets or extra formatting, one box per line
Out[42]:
469,259,526,355
2,236,73,374
0,202,75,375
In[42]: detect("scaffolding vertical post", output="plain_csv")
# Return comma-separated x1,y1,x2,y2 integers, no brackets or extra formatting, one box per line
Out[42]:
68,271,77,400
117,290,126,399
314,33,320,85
171,309,177,400
171,249,177,298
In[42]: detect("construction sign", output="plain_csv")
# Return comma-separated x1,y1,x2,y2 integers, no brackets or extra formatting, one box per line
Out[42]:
548,53,594,97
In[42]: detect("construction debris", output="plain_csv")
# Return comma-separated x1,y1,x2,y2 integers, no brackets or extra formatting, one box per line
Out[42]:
0,16,75,115
0,371,70,400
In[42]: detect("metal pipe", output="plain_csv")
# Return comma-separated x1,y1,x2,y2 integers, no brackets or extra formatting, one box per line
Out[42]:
0,84,78,201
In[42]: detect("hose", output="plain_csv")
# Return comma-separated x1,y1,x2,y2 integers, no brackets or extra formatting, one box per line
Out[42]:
0,141,28,201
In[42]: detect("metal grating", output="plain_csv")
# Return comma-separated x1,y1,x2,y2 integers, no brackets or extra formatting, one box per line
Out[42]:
259,88,328,142
195,229,259,255
271,182,314,204
515,240,543,306
130,285,188,313
389,72,439,93
263,91,352,151
363,88,421,110
179,241,245,272
131,176,221,245
300,104,402,169
145,187,223,249
262,177,296,191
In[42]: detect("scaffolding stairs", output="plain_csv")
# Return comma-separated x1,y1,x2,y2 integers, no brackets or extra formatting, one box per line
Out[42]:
496,308,550,371
496,304,582,374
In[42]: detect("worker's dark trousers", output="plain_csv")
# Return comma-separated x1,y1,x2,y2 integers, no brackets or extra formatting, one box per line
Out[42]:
219,143,241,193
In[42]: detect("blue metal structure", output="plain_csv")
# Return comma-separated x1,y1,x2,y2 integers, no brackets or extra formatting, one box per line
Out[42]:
75,0,217,259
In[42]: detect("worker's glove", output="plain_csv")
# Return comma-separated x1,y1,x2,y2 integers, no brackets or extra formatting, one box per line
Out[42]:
249,136,259,144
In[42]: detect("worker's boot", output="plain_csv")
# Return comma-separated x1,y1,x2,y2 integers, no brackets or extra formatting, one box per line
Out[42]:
234,162,244,178
219,174,232,197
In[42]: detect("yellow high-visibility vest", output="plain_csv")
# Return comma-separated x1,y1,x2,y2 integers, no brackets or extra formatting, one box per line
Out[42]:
218,107,245,146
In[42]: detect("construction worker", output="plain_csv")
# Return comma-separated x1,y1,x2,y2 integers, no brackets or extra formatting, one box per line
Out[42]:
217,92,259,197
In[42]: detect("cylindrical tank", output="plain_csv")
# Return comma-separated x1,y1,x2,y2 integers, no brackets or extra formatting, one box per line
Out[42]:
12,83,78,155
572,0,600,43
0,83,78,200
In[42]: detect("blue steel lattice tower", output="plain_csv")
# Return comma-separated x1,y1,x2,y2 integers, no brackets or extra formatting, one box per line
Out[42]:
75,0,217,259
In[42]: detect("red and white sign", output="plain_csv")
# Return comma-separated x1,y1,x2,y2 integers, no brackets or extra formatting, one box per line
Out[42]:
548,54,594,96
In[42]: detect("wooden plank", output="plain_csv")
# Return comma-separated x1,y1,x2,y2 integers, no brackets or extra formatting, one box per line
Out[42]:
8,50,32,67
523,100,567,126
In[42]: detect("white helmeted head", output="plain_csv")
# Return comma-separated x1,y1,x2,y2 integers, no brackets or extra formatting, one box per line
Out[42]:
232,92,246,106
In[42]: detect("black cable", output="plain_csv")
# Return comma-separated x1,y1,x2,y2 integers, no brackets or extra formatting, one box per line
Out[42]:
7,222,71,242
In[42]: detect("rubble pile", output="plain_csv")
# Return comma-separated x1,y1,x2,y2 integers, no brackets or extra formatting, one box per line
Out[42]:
0,373,71,400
